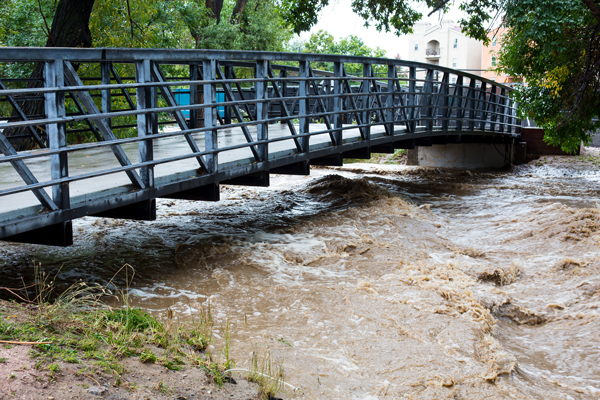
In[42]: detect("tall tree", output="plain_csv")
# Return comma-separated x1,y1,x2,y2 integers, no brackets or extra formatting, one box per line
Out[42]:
1,0,95,149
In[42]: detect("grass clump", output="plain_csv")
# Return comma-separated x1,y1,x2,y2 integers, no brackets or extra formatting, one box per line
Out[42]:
0,264,231,387
247,349,287,400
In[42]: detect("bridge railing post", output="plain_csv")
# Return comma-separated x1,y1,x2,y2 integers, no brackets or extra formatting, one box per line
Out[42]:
101,62,111,129
362,63,371,140
224,64,233,125
498,88,507,134
467,78,477,131
440,73,450,131
333,62,343,146
44,59,69,211
299,60,310,153
256,59,268,162
135,59,155,188
408,66,416,133
488,85,497,133
423,69,434,132
477,82,488,131
386,65,395,136
203,59,218,173
455,76,464,133
189,64,200,130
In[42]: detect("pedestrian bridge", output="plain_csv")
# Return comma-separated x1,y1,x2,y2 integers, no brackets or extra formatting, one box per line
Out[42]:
0,48,520,246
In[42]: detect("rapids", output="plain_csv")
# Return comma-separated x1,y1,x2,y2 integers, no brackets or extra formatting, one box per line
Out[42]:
1,159,599,399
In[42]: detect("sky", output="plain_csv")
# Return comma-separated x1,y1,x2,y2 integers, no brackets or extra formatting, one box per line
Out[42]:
298,0,468,59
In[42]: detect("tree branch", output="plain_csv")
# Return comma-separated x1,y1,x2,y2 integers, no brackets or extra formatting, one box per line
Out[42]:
427,0,451,17
126,0,135,39
37,0,51,40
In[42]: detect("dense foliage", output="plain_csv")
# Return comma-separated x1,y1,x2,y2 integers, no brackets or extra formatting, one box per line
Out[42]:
0,0,292,53
498,0,599,152
297,30,387,75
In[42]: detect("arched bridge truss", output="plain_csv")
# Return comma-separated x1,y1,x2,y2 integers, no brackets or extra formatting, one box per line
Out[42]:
0,48,520,246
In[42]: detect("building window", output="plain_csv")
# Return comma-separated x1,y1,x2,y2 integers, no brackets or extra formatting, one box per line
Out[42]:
451,77,457,84
452,58,457,68
492,56,497,67
492,36,497,46
453,38,458,49
414,42,419,51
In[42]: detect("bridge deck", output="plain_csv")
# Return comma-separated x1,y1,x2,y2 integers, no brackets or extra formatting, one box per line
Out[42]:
0,123,381,222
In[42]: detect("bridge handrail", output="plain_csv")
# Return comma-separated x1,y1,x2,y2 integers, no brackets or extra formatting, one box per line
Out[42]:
0,47,511,90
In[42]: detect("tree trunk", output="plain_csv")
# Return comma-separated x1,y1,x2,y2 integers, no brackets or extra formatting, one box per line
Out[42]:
3,0,95,150
231,0,249,23
205,0,224,24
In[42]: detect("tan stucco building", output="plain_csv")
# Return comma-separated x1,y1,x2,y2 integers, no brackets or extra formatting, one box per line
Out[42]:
407,20,482,83
481,27,518,84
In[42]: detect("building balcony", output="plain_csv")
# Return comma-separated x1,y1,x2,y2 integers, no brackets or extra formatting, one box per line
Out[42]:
425,48,440,59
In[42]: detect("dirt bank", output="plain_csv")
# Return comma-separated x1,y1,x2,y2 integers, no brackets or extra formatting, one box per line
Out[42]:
0,299,264,400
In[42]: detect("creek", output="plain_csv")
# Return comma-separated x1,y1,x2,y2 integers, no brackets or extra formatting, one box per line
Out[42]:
1,161,599,399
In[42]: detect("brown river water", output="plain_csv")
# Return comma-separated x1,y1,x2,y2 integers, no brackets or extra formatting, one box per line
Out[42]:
1,160,600,399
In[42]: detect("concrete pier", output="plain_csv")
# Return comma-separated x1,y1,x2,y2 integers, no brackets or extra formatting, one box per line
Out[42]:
407,142,513,169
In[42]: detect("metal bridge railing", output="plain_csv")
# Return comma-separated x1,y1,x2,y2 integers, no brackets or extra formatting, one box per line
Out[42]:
0,48,520,243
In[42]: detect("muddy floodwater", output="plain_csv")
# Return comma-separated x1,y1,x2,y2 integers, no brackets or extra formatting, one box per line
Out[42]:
1,156,600,399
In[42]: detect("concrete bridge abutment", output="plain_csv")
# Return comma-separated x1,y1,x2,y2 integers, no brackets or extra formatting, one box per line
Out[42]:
407,140,514,169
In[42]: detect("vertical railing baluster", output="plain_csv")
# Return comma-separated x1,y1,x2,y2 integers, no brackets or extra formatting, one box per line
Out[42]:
189,64,200,130
136,59,154,188
101,62,111,129
203,59,218,172
488,85,497,133
224,64,233,125
299,61,309,153
478,82,488,131
386,65,395,136
440,73,450,131
424,69,434,132
362,63,372,140
498,88,507,133
333,62,343,146
408,67,416,133
281,69,288,119
45,59,69,210
467,79,477,131
256,59,268,162
455,76,464,133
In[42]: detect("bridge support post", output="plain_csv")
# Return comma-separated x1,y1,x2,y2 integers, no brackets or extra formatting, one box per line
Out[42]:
4,221,73,247
311,153,343,166
162,183,220,201
93,199,157,221
222,171,270,187
371,143,395,153
394,139,415,149
343,147,371,159
271,160,310,175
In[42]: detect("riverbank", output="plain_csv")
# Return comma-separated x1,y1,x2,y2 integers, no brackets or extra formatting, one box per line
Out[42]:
0,290,267,400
